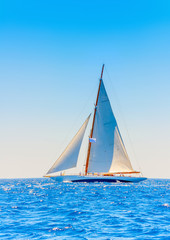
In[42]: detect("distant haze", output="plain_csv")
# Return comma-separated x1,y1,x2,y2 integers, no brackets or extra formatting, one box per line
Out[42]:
0,0,170,179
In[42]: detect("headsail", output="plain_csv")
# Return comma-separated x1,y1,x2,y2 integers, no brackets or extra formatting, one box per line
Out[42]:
87,79,117,173
86,67,134,174
109,127,134,173
47,115,90,175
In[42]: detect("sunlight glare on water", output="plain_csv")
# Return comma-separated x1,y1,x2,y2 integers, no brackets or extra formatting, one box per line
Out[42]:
0,178,169,239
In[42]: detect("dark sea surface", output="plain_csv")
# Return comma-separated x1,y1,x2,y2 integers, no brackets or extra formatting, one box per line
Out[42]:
0,178,169,240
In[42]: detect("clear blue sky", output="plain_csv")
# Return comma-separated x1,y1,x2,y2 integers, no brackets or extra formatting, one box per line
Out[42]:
0,0,170,178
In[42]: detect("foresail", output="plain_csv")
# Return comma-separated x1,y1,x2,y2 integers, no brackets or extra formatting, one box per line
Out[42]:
87,80,117,173
87,79,134,174
109,127,134,173
47,115,90,175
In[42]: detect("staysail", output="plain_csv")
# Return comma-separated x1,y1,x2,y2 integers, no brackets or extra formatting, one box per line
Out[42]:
109,127,134,173
86,72,134,174
47,115,90,174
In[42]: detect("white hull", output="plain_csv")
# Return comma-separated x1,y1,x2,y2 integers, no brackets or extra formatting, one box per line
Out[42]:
49,175,147,183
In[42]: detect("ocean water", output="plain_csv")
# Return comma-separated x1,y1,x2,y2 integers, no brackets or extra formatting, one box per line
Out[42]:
0,178,169,240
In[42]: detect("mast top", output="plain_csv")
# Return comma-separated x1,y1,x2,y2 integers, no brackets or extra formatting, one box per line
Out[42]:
100,64,105,79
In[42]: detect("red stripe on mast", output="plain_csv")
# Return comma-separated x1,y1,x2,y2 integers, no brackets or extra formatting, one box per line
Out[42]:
100,64,104,79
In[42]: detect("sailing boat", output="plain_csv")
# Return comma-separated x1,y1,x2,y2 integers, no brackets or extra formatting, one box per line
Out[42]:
45,65,147,183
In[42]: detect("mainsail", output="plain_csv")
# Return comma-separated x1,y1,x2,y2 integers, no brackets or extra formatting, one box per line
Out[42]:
86,67,134,174
47,115,90,174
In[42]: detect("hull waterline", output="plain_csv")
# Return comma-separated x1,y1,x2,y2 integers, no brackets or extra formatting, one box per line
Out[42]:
49,175,147,183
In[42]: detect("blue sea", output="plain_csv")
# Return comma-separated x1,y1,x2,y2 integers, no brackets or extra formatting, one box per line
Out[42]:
0,178,169,239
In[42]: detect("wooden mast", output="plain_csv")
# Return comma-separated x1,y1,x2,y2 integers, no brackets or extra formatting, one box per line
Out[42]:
85,64,105,175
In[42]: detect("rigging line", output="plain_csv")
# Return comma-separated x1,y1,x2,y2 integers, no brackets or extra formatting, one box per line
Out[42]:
104,66,142,174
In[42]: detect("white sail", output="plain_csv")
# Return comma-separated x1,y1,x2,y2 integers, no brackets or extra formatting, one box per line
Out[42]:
87,79,134,173
109,127,134,173
47,115,90,174
87,80,116,173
